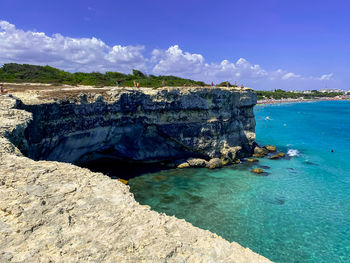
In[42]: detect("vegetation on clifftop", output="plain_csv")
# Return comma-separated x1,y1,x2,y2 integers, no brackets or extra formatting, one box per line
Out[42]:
0,64,344,100
0,63,206,87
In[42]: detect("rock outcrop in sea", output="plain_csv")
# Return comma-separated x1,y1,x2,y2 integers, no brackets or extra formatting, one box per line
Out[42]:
0,86,271,262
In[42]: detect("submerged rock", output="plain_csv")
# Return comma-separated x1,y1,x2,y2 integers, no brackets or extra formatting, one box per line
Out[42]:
247,158,259,162
251,168,264,174
253,153,265,158
278,152,285,157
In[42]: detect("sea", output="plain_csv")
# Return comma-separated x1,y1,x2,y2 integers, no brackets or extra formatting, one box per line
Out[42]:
127,101,350,263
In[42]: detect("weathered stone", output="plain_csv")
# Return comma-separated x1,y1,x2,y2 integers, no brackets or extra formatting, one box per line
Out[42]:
247,158,259,163
221,157,232,166
206,158,223,169
177,162,190,168
254,146,269,156
253,153,265,158
14,86,257,163
187,158,208,167
0,88,272,263
278,152,285,157
269,154,280,160
251,168,264,174
265,145,276,152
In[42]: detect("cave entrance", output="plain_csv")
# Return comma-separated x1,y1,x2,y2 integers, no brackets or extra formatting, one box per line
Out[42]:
79,158,172,180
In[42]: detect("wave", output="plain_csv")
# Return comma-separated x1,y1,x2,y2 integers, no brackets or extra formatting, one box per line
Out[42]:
287,149,300,157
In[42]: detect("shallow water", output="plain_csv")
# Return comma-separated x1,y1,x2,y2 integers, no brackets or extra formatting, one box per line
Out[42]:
129,101,350,263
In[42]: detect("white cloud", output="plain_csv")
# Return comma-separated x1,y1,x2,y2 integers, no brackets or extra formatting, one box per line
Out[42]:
150,45,335,89
152,45,205,75
151,45,298,83
0,20,146,73
0,21,335,90
318,73,333,81
282,72,301,80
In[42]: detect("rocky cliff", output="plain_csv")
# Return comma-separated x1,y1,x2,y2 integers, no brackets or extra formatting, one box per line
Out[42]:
15,87,256,164
0,86,271,263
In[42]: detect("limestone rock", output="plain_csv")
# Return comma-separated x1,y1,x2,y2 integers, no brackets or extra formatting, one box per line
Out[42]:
14,86,257,164
265,145,276,152
269,154,280,160
247,158,259,163
207,158,223,169
278,152,285,157
253,153,265,158
187,158,208,167
221,157,232,166
177,162,190,168
251,168,264,174
254,146,269,156
0,90,272,263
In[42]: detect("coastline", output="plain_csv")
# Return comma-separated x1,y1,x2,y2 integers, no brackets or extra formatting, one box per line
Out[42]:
0,88,272,262
257,96,350,105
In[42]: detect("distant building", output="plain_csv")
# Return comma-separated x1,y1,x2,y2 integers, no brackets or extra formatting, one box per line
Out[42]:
319,88,345,94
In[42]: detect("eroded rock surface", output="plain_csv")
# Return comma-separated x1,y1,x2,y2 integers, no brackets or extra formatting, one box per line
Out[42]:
0,87,272,263
14,87,256,164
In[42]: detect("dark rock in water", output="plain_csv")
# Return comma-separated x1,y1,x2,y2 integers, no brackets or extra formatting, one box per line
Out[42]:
286,167,297,173
262,196,285,205
251,168,263,174
269,154,280,160
259,165,271,169
161,195,176,204
153,175,167,181
304,161,318,166
189,195,203,204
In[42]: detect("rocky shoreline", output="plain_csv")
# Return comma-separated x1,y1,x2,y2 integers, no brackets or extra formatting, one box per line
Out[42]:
0,86,272,262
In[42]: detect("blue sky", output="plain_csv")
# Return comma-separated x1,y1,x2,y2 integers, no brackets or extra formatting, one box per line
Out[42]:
0,0,349,90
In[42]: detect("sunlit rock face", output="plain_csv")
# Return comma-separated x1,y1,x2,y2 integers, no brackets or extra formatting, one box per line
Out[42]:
0,93,271,263
16,87,256,164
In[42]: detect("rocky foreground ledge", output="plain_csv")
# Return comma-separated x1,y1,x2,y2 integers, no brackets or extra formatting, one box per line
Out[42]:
0,86,272,262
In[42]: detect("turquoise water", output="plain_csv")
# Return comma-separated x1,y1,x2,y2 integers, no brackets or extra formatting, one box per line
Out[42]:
129,101,350,263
